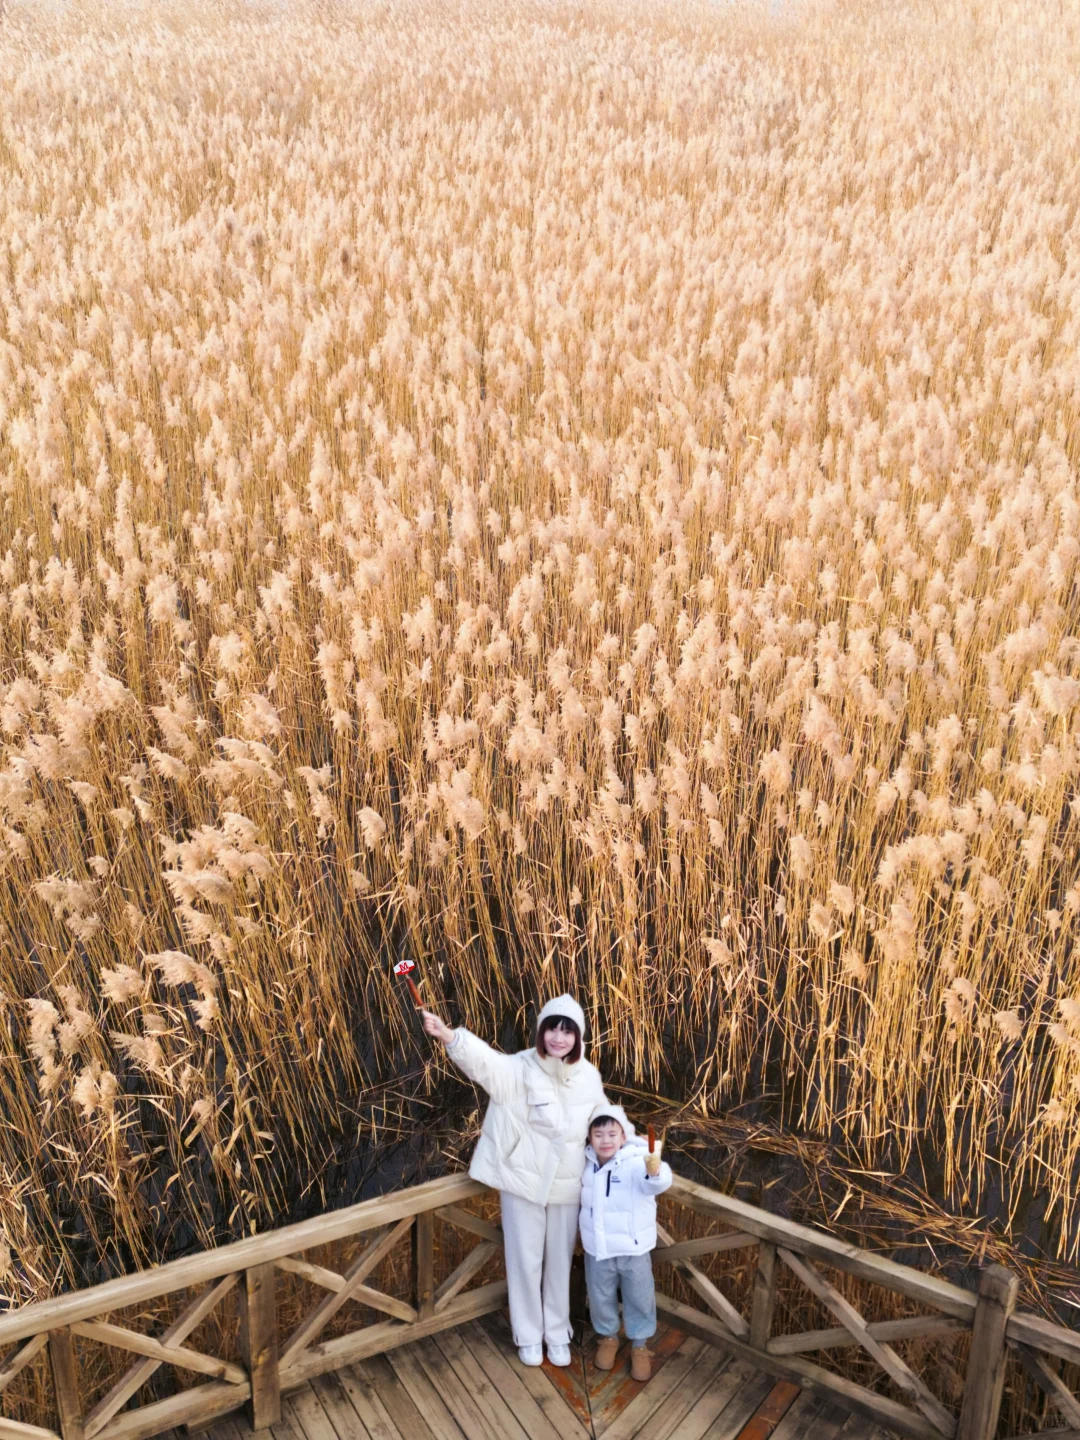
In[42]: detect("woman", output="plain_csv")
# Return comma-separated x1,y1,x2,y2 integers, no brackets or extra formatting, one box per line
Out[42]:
422,994,606,1367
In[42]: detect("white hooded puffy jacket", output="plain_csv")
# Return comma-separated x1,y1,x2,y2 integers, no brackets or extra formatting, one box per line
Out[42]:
579,1103,672,1260
446,995,607,1206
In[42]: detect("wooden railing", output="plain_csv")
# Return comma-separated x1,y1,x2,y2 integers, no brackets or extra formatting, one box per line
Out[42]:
1,1171,1078,1440
654,1175,1080,1440
0,1174,505,1440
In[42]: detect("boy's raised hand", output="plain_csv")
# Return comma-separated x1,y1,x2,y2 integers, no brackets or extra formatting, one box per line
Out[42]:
644,1151,662,1177
421,1009,455,1045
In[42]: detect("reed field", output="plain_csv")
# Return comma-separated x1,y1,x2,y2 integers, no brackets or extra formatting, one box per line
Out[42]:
1,0,1079,1328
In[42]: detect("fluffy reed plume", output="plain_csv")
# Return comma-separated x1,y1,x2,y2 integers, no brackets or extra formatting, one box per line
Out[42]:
0,0,1079,1313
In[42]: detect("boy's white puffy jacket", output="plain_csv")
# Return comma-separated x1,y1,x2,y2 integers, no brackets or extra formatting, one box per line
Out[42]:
445,997,607,1206
579,1103,672,1260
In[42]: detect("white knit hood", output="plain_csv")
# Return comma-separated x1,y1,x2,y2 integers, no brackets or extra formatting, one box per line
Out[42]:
586,1101,636,1140
536,994,586,1039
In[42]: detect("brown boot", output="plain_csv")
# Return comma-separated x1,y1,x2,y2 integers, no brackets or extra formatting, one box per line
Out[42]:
594,1335,619,1370
630,1346,652,1382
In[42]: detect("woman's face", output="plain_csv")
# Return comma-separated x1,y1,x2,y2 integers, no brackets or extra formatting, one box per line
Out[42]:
542,1019,576,1059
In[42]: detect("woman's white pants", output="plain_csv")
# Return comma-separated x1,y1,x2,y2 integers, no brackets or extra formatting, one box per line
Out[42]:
499,1191,579,1348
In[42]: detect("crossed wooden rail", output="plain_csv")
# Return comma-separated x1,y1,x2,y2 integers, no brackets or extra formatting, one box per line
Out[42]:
652,1177,1080,1440
1,1172,1077,1440
0,1175,502,1440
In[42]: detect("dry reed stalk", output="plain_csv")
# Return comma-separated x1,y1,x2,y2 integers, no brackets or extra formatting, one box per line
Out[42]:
0,0,1077,1384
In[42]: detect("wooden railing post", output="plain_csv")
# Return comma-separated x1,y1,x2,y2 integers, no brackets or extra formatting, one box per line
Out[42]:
414,1211,434,1320
48,1328,84,1440
750,1241,778,1350
958,1264,1018,1440
240,1263,280,1431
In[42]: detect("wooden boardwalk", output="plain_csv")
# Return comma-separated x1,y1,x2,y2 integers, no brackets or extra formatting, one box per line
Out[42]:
191,1313,891,1440
3,1172,1077,1440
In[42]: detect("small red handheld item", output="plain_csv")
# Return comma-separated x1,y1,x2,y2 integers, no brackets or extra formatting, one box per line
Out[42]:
648,1124,656,1153
394,957,422,1009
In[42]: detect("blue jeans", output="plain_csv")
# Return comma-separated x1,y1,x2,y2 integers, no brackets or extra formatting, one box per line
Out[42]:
584,1252,657,1345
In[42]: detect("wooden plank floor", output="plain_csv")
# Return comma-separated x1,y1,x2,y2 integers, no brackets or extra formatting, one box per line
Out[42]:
178,1313,896,1440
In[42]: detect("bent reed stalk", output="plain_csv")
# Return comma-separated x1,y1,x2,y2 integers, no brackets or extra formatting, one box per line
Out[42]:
0,0,1079,1323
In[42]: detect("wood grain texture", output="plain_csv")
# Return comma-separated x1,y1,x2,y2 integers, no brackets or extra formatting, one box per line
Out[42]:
277,1281,508,1389
48,1331,84,1440
696,1370,776,1440
431,1328,531,1440
280,1220,415,1370
655,1226,749,1340
777,1247,954,1436
1006,1315,1080,1369
0,1421,63,1440
0,1178,484,1349
433,1243,499,1313
956,1266,1018,1440
305,1373,375,1440
654,1237,758,1265
409,1336,502,1440
178,1308,996,1440
617,1352,737,1440
284,1387,340,1440
750,1245,778,1351
433,1209,502,1248
667,1180,975,1324
761,1392,824,1440
95,1382,252,1440
1012,1345,1080,1429
727,1381,800,1440
266,1398,305,1440
367,1353,445,1440
69,1323,245,1387
381,1344,465,1440
663,1359,763,1440
455,1321,572,1440
655,1293,942,1440
767,1316,963,1358
475,1314,586,1440
787,1403,853,1440
597,1339,710,1440
580,1323,688,1434
274,1261,345,1296
84,1277,240,1440
332,1363,402,1440
240,1264,281,1431
0,1335,49,1394
413,1214,435,1322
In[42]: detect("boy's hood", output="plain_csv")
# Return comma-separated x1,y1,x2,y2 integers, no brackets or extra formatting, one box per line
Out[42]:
585,1102,646,1166
587,1101,635,1137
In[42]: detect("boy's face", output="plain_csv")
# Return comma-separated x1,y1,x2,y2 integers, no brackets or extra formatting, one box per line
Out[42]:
590,1118,626,1162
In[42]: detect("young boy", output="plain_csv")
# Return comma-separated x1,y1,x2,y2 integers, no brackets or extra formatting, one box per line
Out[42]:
579,1102,672,1381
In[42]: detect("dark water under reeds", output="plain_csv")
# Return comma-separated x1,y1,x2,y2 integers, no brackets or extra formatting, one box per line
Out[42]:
25,1005,1078,1329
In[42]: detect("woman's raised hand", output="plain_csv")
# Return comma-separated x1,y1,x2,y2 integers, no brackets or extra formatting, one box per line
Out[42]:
421,1009,455,1045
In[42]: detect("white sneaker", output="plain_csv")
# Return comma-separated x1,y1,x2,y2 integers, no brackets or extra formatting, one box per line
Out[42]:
518,1345,543,1366
546,1343,572,1367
